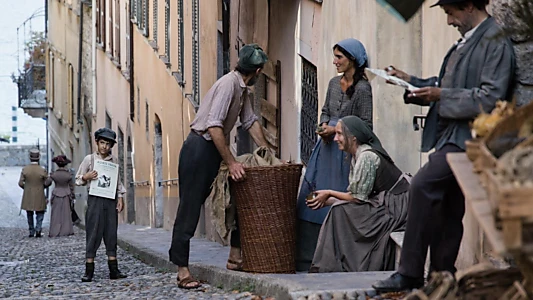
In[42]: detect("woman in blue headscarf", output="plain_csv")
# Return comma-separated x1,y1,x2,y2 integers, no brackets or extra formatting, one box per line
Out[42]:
296,38,373,271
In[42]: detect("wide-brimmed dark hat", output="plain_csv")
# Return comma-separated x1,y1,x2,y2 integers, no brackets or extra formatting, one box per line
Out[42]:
94,128,117,143
430,0,468,7
29,149,40,161
52,155,71,166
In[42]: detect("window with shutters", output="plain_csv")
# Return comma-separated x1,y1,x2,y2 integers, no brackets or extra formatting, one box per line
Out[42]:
142,0,149,37
67,64,75,129
191,0,200,107
173,0,184,85
164,0,170,60
48,51,54,109
114,0,121,61
300,58,319,165
131,0,137,23
96,0,106,48
108,0,114,55
138,0,148,36
153,0,158,43
125,1,132,71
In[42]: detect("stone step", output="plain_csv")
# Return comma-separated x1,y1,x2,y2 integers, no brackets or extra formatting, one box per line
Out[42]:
390,231,430,277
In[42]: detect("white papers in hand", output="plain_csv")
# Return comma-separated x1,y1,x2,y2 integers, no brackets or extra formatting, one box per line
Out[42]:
365,68,419,91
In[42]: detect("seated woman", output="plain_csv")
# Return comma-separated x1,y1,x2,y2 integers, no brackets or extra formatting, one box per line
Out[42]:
307,116,410,272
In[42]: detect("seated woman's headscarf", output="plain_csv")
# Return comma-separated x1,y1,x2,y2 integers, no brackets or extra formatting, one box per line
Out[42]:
341,116,393,163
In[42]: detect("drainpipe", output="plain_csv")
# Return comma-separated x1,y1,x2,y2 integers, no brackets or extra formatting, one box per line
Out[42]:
77,0,84,125
92,0,97,116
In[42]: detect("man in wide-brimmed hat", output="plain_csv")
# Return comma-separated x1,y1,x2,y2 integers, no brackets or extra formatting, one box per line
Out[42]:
75,127,127,282
374,0,516,293
169,43,272,289
18,149,52,238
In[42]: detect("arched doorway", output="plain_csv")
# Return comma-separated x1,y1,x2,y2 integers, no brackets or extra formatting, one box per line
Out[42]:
153,115,164,228
126,137,135,224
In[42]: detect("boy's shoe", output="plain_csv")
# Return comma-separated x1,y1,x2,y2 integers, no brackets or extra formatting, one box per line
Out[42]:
81,262,95,282
35,231,42,238
28,233,35,238
108,260,127,279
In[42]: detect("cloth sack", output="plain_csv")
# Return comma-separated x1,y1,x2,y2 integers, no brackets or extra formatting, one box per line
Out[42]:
205,146,282,245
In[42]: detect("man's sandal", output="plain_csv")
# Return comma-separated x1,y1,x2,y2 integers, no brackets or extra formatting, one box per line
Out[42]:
177,276,201,289
226,259,243,271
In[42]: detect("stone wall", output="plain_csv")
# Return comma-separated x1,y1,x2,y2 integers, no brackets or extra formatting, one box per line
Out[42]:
0,145,48,167
492,0,533,107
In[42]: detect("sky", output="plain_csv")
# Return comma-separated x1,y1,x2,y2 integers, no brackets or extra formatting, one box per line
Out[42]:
0,0,46,146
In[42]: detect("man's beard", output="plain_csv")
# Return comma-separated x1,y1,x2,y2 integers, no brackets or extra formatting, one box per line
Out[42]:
247,74,259,86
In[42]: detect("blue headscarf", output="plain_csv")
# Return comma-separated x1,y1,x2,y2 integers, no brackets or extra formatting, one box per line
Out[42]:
335,38,368,68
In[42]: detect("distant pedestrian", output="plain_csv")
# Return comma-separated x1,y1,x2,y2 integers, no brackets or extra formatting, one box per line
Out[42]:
48,155,75,238
18,149,52,238
75,128,127,282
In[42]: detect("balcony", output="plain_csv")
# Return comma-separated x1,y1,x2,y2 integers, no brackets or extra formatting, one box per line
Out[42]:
14,63,47,118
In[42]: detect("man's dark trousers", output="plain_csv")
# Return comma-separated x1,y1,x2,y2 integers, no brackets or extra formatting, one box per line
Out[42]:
169,132,240,267
398,144,466,278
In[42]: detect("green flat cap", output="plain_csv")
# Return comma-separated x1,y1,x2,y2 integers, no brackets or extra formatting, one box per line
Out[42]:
238,44,268,70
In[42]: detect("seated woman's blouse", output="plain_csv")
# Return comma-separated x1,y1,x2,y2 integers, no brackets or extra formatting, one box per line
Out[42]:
347,144,380,203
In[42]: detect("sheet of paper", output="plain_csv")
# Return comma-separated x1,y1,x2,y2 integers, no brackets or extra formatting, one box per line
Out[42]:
365,68,419,91
89,160,119,200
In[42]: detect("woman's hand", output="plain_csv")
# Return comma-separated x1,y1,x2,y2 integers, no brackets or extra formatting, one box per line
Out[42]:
306,190,331,210
317,124,335,143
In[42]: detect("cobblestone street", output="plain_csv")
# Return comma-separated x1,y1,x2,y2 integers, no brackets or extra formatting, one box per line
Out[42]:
0,167,257,300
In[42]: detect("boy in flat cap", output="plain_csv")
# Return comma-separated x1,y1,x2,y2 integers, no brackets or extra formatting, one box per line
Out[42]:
374,0,515,292
19,149,52,238
169,43,271,289
75,128,127,282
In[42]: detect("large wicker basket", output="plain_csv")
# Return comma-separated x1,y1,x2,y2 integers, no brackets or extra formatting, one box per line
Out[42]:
231,164,303,274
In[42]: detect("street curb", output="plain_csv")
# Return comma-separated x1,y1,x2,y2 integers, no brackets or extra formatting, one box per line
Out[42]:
116,236,296,299
116,236,376,300
77,223,378,299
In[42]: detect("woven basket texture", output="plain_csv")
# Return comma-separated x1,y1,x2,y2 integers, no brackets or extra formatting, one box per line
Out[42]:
231,164,303,273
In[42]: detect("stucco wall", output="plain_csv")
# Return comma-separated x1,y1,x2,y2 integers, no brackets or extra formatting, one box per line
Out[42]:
47,1,93,224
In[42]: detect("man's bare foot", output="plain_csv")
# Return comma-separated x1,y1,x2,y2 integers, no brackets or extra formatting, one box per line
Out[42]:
227,247,243,271
177,267,201,289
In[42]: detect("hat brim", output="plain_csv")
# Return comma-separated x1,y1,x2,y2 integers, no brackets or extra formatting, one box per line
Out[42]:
430,0,467,7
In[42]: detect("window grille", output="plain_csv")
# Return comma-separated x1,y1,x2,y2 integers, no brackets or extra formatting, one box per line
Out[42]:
191,0,200,106
300,58,319,165
164,0,170,60
176,0,184,79
118,127,124,180
153,0,158,43
145,101,149,140
137,87,140,122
